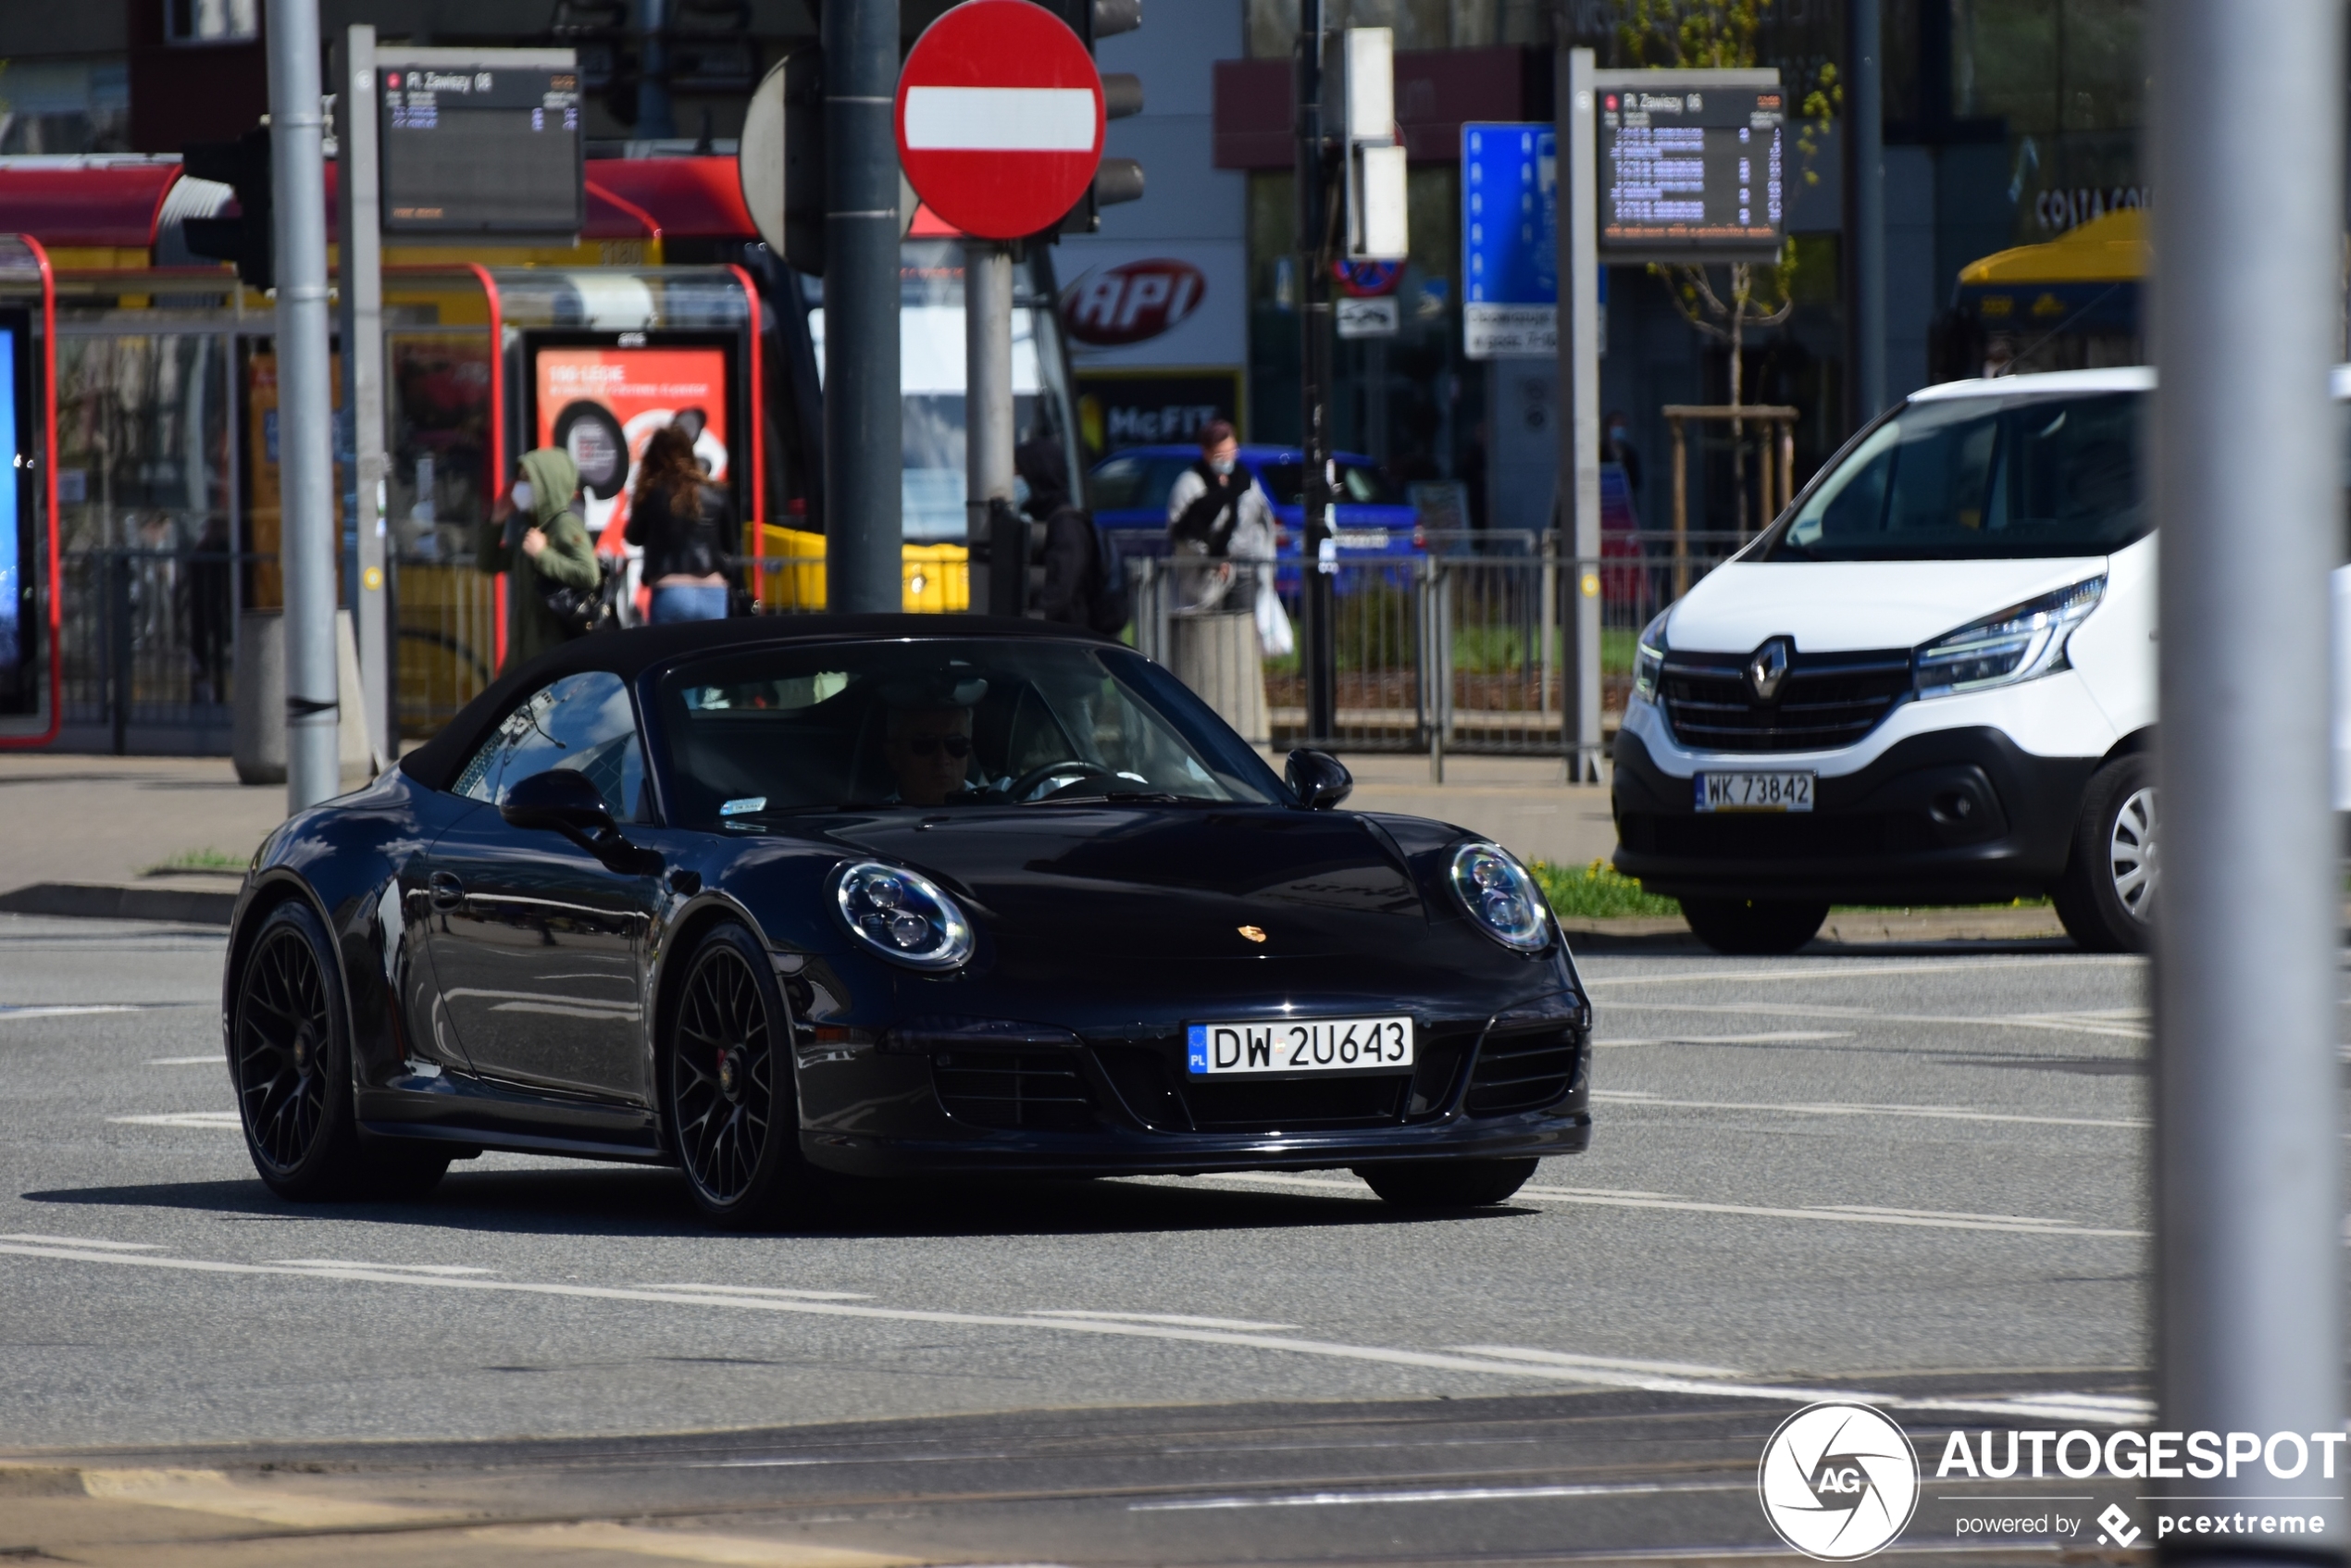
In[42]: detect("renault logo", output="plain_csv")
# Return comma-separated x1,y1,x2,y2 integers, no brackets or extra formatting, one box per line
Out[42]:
1748,638,1793,701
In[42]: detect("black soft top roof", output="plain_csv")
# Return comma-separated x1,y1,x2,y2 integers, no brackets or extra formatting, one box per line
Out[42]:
400,614,1119,793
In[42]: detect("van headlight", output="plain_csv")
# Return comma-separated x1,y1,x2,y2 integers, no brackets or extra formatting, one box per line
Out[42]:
1633,611,1669,702
1914,576,2105,696
1449,843,1551,952
835,862,975,971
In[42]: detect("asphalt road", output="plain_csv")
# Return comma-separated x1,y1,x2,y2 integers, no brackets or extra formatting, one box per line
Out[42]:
0,914,2181,1564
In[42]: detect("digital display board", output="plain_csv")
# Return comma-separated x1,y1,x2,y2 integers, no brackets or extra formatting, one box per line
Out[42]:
1598,76,1784,261
0,312,32,714
379,65,584,236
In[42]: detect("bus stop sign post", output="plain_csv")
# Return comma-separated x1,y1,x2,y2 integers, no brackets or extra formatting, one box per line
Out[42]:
266,0,341,814
2151,3,2347,1563
336,23,390,772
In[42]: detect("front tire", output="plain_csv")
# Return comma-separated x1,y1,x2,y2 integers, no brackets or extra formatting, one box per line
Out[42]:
665,921,815,1228
1679,897,1830,955
2052,755,2156,953
1354,1157,1538,1208
232,900,454,1201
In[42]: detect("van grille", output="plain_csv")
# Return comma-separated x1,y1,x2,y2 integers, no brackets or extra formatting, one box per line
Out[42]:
1661,650,1911,753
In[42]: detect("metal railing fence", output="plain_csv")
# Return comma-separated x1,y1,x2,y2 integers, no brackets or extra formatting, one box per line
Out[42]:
58,529,1751,757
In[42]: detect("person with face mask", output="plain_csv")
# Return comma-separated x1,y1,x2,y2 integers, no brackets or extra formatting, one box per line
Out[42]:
1164,419,1275,615
476,447,603,673
1601,411,1642,497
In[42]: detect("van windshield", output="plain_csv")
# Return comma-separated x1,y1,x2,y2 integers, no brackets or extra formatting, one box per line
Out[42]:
1761,391,2148,561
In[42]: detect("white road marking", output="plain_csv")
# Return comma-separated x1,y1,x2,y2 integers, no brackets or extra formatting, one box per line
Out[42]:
148,1054,222,1065
1607,1000,2151,1042
0,1232,157,1250
1175,1172,2145,1238
1594,1031,1854,1048
901,86,1099,152
0,1238,2147,1425
1131,1478,1750,1511
1592,1089,2146,1130
107,1111,239,1128
1446,1346,1748,1378
1026,1309,1300,1331
274,1260,497,1276
1582,956,2139,987
0,1003,150,1019
643,1283,874,1301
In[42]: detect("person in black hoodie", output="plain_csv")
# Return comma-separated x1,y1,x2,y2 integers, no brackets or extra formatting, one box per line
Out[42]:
626,425,737,622
1015,439,1101,628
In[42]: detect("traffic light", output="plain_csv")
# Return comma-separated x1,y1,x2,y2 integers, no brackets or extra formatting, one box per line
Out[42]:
1032,0,1144,235
181,128,274,290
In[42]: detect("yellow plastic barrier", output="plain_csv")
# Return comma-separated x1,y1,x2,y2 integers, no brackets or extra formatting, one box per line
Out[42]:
745,524,970,614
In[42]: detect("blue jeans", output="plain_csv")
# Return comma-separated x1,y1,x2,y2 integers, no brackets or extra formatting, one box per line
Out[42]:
650,583,728,623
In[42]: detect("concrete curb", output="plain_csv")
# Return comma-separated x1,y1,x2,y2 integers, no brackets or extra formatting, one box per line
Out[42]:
0,882,239,926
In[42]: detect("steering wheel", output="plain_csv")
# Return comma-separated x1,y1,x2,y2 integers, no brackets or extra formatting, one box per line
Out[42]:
1005,759,1115,803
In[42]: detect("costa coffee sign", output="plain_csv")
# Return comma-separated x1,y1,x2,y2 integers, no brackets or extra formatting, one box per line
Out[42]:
1062,259,1205,346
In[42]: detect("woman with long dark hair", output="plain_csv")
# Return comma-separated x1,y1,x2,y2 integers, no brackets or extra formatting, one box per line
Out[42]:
626,425,736,623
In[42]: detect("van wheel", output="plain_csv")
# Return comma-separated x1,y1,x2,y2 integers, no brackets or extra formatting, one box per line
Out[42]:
2052,756,2156,953
1679,898,1830,955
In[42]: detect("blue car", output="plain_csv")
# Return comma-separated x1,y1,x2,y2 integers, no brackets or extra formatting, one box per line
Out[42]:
1088,445,1424,576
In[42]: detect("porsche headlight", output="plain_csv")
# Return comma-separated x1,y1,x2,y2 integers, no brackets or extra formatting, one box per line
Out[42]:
1449,842,1550,952
1633,610,1669,702
834,862,974,971
1915,575,2106,697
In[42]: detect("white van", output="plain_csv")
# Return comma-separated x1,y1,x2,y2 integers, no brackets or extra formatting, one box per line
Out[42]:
1612,367,2161,955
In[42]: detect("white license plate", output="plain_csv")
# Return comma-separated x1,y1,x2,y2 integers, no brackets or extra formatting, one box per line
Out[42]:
1187,1016,1414,1076
1696,771,1816,812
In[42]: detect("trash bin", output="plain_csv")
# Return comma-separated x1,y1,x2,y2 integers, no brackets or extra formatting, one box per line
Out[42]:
1168,606,1268,747
231,608,376,786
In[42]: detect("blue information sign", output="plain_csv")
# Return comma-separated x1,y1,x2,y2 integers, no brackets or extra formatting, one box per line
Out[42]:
1462,123,1557,358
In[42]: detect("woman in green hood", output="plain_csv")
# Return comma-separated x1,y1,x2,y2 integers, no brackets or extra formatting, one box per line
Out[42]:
477,446,603,674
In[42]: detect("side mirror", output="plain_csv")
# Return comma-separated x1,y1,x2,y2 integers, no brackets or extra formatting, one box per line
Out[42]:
502,768,619,838
1285,748,1353,811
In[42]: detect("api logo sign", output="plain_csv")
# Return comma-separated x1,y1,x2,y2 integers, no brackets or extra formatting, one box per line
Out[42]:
1061,259,1206,346
1759,1402,1922,1561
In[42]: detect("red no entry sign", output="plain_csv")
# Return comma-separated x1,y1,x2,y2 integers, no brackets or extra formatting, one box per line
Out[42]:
894,0,1105,241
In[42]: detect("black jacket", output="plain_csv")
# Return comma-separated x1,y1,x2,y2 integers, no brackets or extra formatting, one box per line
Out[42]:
1033,502,1098,627
627,480,737,581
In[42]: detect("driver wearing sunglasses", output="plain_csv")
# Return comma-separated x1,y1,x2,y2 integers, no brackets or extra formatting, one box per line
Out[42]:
881,701,977,806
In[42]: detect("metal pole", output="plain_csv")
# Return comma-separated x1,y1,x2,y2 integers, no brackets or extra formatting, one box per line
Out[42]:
1557,46,1602,783
1295,0,1337,742
965,242,1016,616
1843,0,1886,425
2153,3,2345,1563
822,0,902,616
337,24,389,771
267,0,340,811
637,0,676,140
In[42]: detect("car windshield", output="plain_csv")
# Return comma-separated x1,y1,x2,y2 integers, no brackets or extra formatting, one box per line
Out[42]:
1761,390,2149,561
658,639,1288,826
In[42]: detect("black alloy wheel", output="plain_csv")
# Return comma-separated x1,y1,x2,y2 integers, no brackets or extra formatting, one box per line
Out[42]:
1678,897,1831,956
2052,753,2156,954
1354,1157,1539,1208
666,921,811,1226
233,900,451,1201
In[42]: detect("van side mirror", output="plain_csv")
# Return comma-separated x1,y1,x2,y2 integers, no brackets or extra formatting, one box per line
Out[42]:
1286,748,1353,811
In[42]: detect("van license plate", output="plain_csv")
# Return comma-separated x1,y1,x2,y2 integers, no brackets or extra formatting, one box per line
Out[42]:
1696,771,1815,812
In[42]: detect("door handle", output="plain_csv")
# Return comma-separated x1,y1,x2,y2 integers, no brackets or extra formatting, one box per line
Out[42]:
428,872,466,910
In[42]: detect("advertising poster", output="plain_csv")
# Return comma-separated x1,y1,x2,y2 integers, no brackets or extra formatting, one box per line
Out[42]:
0,326,19,686
532,346,728,541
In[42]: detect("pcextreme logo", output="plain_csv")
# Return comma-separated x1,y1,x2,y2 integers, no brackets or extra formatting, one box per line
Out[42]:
1758,1402,1922,1561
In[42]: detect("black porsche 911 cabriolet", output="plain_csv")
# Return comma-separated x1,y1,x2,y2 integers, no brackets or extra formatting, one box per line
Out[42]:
223,615,1592,1226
